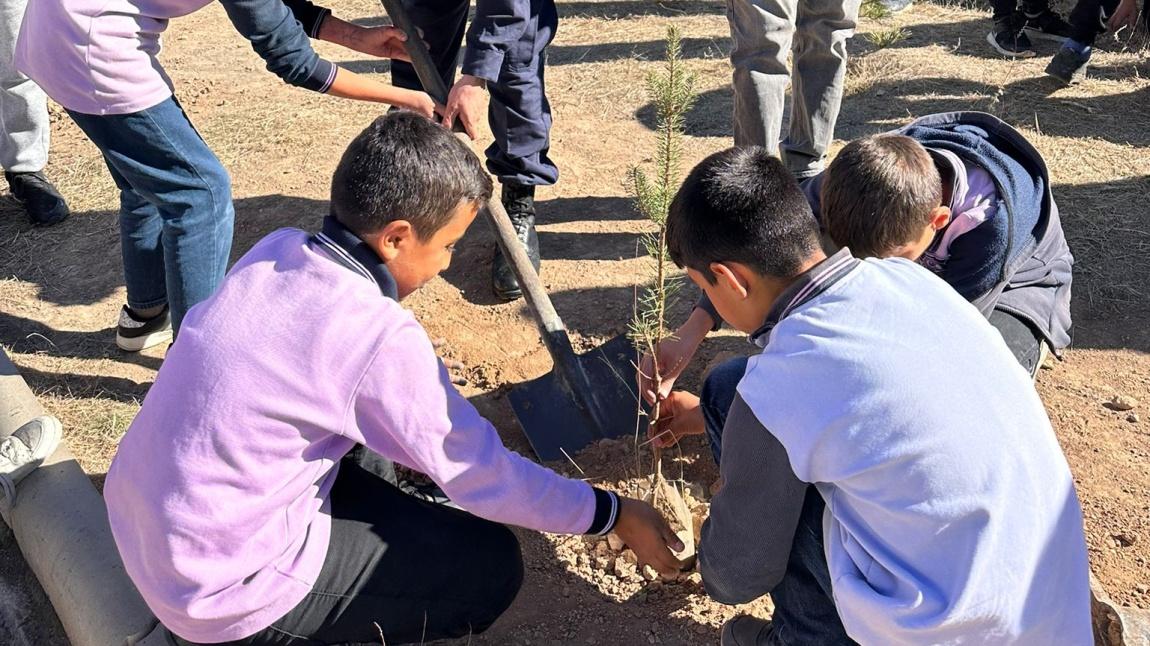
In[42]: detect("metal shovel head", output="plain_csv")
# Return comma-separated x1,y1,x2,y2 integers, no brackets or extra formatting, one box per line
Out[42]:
509,334,641,462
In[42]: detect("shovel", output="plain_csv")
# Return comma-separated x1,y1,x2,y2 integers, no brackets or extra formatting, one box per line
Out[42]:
378,0,640,461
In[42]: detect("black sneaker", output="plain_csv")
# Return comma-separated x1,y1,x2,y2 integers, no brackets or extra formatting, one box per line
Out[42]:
1023,9,1072,42
1045,47,1090,85
116,304,173,351
721,616,773,646
987,16,1037,57
5,171,69,227
491,184,541,302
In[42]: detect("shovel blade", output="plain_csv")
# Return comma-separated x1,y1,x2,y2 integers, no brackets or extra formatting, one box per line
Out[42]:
509,334,640,461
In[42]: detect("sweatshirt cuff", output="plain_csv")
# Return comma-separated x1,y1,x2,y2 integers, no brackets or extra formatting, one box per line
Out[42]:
695,296,722,332
309,59,338,93
461,46,505,84
309,8,331,38
586,487,621,535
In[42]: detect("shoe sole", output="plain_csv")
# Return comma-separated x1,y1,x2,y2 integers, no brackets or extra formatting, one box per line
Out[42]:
117,329,174,352
1043,63,1083,85
985,32,1036,57
1023,27,1069,43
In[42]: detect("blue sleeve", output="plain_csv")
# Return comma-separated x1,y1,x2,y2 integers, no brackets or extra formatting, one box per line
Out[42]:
460,0,531,82
282,0,331,37
939,214,1008,303
218,0,337,93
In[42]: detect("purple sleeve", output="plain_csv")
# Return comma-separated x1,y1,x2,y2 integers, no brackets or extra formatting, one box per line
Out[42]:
348,317,615,535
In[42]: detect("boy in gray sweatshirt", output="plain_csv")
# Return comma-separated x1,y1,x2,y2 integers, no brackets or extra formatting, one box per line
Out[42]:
652,147,1091,645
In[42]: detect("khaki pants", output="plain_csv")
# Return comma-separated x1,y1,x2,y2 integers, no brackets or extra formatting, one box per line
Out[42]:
727,0,860,177
0,0,48,173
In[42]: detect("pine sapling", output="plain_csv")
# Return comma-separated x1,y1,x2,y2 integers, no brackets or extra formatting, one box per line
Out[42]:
628,25,698,565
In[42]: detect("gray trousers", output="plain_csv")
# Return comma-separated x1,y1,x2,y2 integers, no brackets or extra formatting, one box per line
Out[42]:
727,0,859,177
0,0,48,174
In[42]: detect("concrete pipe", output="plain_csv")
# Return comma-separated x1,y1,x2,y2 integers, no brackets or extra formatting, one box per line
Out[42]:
0,350,159,646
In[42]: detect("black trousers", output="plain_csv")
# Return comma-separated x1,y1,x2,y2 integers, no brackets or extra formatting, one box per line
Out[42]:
1066,0,1122,44
171,454,524,645
986,308,1046,378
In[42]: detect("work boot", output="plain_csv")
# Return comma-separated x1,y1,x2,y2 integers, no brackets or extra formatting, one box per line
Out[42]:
491,184,540,301
0,416,63,505
720,615,773,646
5,171,70,227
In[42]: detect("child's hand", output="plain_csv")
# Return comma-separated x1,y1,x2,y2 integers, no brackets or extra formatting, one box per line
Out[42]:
392,88,440,120
442,75,487,140
638,307,712,405
649,391,705,449
612,497,685,578
1108,0,1141,31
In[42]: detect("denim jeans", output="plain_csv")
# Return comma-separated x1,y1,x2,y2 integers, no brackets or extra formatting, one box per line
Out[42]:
727,0,860,178
66,98,234,332
701,356,855,645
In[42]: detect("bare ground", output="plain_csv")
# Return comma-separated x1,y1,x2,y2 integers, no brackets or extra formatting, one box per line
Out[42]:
1,0,1148,643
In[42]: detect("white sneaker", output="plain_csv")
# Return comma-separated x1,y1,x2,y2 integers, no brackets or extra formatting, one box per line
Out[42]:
115,305,173,352
0,416,62,504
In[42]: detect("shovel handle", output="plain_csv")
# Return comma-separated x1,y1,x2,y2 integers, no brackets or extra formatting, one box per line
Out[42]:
378,0,570,343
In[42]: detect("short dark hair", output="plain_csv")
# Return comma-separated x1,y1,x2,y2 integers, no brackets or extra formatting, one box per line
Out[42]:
820,134,942,257
666,147,821,282
331,112,492,237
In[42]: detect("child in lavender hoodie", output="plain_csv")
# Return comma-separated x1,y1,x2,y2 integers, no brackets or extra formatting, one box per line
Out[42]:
104,113,684,646
16,0,438,351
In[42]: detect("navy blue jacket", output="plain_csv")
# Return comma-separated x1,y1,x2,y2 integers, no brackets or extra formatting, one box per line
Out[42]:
805,112,1074,352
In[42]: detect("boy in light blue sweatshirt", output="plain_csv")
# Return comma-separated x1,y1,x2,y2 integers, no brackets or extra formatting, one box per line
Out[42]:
651,147,1091,645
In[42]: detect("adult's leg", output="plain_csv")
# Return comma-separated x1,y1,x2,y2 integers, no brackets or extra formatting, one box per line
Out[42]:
699,356,750,465
784,0,859,178
66,98,234,332
173,460,524,645
987,308,1046,379
0,0,47,175
390,0,470,94
726,0,798,151
485,0,560,187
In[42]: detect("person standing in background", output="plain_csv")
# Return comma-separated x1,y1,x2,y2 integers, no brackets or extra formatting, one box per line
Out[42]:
1,0,69,227
392,0,559,301
727,0,860,179
16,0,435,352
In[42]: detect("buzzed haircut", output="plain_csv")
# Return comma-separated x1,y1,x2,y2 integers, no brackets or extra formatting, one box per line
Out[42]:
331,111,492,238
666,147,821,282
820,134,943,257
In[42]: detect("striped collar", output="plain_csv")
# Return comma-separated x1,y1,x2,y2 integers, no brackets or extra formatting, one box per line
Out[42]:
311,215,399,301
750,247,860,347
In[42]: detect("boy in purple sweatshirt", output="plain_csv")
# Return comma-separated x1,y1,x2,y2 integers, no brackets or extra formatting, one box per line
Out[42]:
104,113,683,645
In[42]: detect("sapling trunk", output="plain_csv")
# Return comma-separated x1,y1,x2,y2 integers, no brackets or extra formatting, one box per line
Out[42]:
627,26,698,567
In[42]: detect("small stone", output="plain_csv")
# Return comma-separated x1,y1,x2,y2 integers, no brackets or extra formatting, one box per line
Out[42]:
1105,395,1138,412
1128,413,1140,424
1136,585,1148,594
623,549,639,564
647,634,657,644
687,572,703,586
649,580,663,593
1114,533,1137,547
643,564,659,581
607,533,626,552
595,541,611,556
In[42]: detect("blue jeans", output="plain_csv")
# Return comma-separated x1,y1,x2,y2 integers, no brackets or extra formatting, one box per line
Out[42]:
67,98,234,332
701,357,855,645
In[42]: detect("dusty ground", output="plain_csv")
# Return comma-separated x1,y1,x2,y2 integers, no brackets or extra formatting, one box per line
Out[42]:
1,0,1148,643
